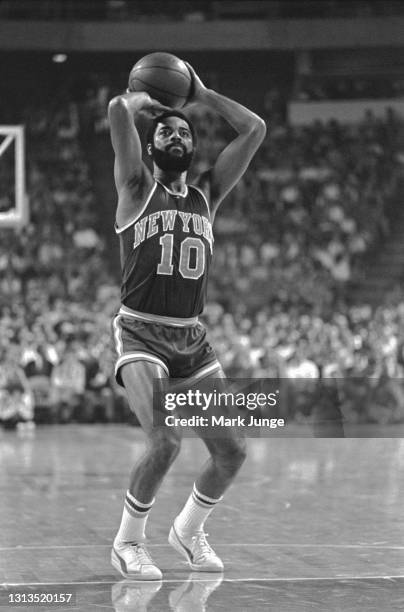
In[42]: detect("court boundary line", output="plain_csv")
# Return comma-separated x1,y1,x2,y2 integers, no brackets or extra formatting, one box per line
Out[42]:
1,575,403,587
2,543,404,551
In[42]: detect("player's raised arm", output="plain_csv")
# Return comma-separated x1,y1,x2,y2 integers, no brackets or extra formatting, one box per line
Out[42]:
185,63,266,217
108,91,170,192
108,91,171,227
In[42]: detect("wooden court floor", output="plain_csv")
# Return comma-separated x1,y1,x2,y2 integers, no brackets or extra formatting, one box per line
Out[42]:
1,424,404,611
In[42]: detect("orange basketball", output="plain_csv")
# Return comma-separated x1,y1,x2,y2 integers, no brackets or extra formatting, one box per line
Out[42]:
128,52,192,108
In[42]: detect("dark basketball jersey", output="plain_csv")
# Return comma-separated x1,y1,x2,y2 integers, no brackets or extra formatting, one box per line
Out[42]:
116,179,214,318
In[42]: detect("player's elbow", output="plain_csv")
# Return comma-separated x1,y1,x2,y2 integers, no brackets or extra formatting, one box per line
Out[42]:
251,117,267,142
108,96,128,119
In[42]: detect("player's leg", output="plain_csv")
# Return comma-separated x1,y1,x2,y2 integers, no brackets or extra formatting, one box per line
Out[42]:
169,369,246,571
121,361,182,500
112,360,182,580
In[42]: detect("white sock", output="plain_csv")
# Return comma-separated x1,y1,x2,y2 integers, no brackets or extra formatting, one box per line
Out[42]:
174,484,223,539
114,490,154,545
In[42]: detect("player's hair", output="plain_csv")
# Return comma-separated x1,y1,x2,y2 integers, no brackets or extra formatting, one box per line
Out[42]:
146,110,197,146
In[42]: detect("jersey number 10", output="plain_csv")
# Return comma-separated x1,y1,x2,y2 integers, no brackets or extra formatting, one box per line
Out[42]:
157,234,205,280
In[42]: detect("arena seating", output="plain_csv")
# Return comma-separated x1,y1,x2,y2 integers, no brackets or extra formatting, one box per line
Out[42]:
1,84,404,427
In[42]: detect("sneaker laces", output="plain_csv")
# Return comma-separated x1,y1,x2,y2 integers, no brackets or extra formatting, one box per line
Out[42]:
191,531,215,562
128,542,155,566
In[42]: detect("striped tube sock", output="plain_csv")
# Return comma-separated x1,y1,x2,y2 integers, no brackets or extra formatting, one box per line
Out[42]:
174,484,223,538
114,491,155,544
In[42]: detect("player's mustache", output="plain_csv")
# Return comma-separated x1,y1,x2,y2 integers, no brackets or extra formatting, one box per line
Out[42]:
166,142,185,153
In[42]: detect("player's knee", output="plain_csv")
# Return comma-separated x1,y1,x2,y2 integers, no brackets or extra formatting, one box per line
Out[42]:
149,429,181,466
229,438,247,470
214,437,247,475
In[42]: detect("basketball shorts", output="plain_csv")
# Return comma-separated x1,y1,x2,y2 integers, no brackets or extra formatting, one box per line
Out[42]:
111,305,222,387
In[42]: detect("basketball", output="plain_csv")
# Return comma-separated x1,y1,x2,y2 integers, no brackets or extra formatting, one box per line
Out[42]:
128,52,192,108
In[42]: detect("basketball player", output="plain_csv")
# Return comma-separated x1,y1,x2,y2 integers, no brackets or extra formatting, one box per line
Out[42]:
108,62,266,579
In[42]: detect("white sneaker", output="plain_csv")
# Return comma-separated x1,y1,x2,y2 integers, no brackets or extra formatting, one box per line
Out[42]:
168,525,224,572
111,541,162,580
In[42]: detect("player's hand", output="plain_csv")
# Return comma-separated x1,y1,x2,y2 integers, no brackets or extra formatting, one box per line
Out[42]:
184,62,207,104
141,96,172,118
123,90,171,117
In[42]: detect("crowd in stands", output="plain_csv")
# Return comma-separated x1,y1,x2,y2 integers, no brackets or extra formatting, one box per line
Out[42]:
0,93,122,430
190,104,403,310
295,75,404,101
1,79,404,431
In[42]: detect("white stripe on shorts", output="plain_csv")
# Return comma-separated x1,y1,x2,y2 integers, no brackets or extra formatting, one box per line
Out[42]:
185,361,222,384
112,314,124,356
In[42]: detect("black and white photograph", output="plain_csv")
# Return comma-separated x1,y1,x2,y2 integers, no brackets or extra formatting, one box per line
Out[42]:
1,1,404,610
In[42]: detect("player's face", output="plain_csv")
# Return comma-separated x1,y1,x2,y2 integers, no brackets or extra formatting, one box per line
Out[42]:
151,117,194,172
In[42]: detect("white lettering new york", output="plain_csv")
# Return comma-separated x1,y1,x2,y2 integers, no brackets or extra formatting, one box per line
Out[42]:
133,210,213,252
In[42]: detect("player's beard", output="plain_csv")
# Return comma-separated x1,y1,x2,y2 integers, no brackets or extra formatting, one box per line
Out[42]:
151,143,194,173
